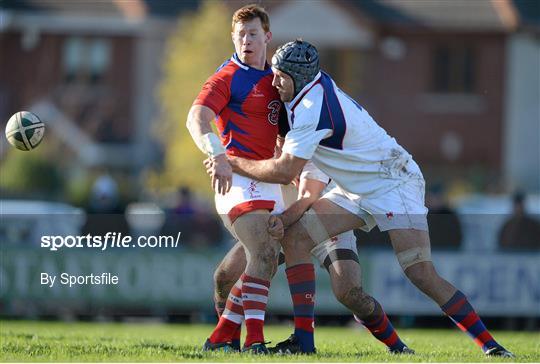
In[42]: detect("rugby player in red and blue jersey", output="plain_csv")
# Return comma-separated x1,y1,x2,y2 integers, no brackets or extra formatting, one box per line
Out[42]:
187,4,288,354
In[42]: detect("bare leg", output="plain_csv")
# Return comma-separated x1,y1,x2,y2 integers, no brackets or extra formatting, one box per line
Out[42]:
278,198,365,353
212,242,246,349
389,229,456,305
281,198,365,267
230,210,280,348
213,242,246,311
389,229,512,356
328,260,374,317
327,259,411,352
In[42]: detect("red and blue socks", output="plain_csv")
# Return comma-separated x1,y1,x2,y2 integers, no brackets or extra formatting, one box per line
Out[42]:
209,279,243,345
355,299,407,352
441,290,502,353
242,274,270,347
286,264,316,353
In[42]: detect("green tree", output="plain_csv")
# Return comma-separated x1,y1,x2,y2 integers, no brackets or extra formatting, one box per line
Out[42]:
150,0,231,197
0,148,64,198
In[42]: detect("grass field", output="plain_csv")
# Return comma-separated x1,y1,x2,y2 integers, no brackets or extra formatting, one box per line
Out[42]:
1,320,538,362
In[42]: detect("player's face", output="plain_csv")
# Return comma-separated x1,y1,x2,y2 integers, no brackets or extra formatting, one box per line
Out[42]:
272,68,294,102
232,18,271,70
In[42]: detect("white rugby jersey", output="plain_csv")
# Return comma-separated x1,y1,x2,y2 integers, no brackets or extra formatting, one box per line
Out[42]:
282,71,423,197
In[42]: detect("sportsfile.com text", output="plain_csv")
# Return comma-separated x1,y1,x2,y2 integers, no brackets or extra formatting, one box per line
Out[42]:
40,232,182,251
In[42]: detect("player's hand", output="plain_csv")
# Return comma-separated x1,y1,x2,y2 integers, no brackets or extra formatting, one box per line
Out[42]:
203,158,213,175
268,215,284,240
208,154,232,195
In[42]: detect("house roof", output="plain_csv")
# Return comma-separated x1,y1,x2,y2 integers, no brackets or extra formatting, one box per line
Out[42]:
1,0,198,19
349,0,521,31
3,0,538,32
2,0,122,16
0,0,199,35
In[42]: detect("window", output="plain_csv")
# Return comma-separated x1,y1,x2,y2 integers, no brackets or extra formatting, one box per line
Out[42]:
432,44,475,93
62,37,111,83
318,48,366,95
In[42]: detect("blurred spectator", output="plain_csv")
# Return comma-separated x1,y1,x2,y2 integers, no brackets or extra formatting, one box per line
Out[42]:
499,192,540,250
89,173,119,213
173,186,197,215
426,184,462,249
161,186,225,248
83,172,129,236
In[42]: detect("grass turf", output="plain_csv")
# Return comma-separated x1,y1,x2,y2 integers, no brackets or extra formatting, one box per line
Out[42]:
1,320,538,362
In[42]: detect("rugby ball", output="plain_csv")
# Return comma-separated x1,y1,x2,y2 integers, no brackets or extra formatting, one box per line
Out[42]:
5,111,45,151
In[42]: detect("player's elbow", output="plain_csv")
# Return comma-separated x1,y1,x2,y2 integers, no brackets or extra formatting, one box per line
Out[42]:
185,118,193,134
186,108,197,130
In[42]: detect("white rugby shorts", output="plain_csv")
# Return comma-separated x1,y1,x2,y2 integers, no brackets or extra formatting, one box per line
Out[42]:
215,173,285,226
323,177,428,232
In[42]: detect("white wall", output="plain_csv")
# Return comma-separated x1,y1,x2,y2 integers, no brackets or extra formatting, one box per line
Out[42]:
504,33,540,192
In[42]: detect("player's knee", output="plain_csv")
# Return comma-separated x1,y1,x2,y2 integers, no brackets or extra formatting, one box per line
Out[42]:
254,241,280,270
213,267,229,289
234,211,275,245
404,261,437,290
281,221,312,254
213,268,233,300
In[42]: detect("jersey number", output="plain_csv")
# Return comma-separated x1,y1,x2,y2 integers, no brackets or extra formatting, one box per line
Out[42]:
267,100,281,125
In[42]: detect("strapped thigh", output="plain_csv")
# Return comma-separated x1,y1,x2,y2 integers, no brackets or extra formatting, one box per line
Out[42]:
323,249,359,271
396,246,431,270
299,208,330,244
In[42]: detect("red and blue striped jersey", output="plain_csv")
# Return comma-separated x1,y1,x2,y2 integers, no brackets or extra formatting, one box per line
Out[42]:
194,54,283,160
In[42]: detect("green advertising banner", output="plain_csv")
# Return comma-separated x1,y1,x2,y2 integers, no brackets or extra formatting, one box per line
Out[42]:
1,247,369,316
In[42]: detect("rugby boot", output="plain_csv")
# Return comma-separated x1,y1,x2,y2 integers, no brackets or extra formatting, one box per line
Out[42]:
202,338,236,352
485,346,515,358
269,334,317,355
242,342,269,354
388,345,415,354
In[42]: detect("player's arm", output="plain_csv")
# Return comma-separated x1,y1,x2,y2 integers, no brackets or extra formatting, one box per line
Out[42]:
186,104,231,195
228,152,308,185
280,178,326,228
228,93,329,184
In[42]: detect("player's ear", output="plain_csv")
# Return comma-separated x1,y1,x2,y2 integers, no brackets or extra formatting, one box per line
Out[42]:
265,31,272,44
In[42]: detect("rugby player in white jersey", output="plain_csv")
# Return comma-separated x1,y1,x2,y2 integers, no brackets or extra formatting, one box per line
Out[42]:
222,40,513,358
210,161,413,354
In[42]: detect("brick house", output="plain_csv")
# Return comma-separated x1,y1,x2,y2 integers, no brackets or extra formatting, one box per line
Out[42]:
1,0,538,191
0,0,197,169
268,0,539,192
